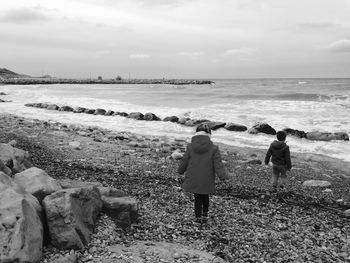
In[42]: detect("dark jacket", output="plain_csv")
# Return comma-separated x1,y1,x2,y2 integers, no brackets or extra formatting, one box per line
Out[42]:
178,135,227,194
264,140,292,170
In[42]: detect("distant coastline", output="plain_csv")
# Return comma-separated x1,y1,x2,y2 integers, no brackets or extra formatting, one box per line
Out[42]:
0,77,213,85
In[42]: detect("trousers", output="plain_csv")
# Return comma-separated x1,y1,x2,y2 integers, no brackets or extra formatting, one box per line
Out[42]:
194,193,209,218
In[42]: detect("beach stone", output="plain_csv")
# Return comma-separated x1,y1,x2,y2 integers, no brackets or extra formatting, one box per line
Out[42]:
14,167,62,203
144,112,161,121
0,142,32,174
105,110,115,116
306,132,349,141
39,103,49,108
94,108,106,115
59,105,74,112
248,122,276,135
0,158,12,175
128,112,144,120
101,196,138,228
171,151,183,160
302,180,331,187
283,128,306,138
0,183,43,263
225,123,247,132
206,121,226,130
246,159,262,165
25,103,36,107
69,141,81,150
163,116,179,122
98,187,127,197
84,108,96,114
47,104,59,110
43,187,102,249
58,179,103,189
344,209,350,217
178,117,191,125
115,112,128,117
0,92,7,95
73,107,87,113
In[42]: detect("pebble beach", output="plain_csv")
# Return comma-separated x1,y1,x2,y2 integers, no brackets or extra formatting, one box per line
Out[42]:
1,113,350,262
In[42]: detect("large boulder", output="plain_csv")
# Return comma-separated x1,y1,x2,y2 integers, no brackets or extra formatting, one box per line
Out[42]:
14,167,62,203
306,132,349,141
73,107,87,113
225,123,247,132
128,112,144,120
43,187,102,249
0,183,43,263
144,112,161,121
248,122,276,135
163,116,179,123
94,108,106,115
58,106,74,112
283,128,306,138
101,196,138,228
47,104,59,110
206,121,226,131
0,143,32,174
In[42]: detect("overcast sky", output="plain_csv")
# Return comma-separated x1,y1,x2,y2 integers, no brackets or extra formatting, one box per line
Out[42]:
1,0,350,78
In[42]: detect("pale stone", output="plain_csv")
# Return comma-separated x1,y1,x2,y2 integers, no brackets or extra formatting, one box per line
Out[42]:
302,180,331,187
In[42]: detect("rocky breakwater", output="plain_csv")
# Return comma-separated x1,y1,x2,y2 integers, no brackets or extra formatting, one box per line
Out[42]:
0,140,139,263
24,102,350,142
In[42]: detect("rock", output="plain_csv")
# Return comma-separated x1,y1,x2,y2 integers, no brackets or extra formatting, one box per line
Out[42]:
102,196,138,228
105,110,115,116
98,187,127,197
171,151,183,160
0,158,12,175
84,108,96,114
58,179,103,189
47,104,59,110
58,105,74,112
144,112,161,121
246,159,262,165
344,209,350,217
128,112,144,120
206,121,226,130
94,108,106,115
51,253,77,263
323,188,333,193
163,116,179,123
0,92,7,95
73,107,87,113
25,103,36,107
43,187,102,249
283,128,306,138
302,180,331,187
0,143,32,174
115,112,128,117
14,167,62,202
306,132,349,141
178,117,190,125
224,123,247,132
69,141,81,150
248,122,276,135
0,183,43,263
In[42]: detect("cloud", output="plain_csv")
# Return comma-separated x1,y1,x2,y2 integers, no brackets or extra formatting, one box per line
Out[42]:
327,39,350,52
224,47,258,56
0,6,50,23
129,53,150,59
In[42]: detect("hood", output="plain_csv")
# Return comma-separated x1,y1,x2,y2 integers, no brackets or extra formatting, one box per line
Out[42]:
271,140,287,150
191,135,213,154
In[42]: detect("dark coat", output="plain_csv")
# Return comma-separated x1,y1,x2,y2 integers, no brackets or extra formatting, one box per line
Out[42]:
178,135,227,194
264,140,292,170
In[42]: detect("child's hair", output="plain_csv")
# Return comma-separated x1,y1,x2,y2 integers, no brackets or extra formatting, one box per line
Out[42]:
196,123,211,134
276,130,287,141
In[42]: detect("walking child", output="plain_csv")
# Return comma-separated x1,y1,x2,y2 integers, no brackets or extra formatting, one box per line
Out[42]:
178,123,227,222
264,130,292,192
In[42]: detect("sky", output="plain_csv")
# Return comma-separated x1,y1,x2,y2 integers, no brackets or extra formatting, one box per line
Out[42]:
1,0,350,79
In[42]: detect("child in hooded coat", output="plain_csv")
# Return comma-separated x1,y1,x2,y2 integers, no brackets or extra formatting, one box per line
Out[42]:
178,123,228,221
265,130,292,192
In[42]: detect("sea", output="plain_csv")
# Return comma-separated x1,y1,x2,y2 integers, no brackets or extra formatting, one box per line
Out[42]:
0,78,349,163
